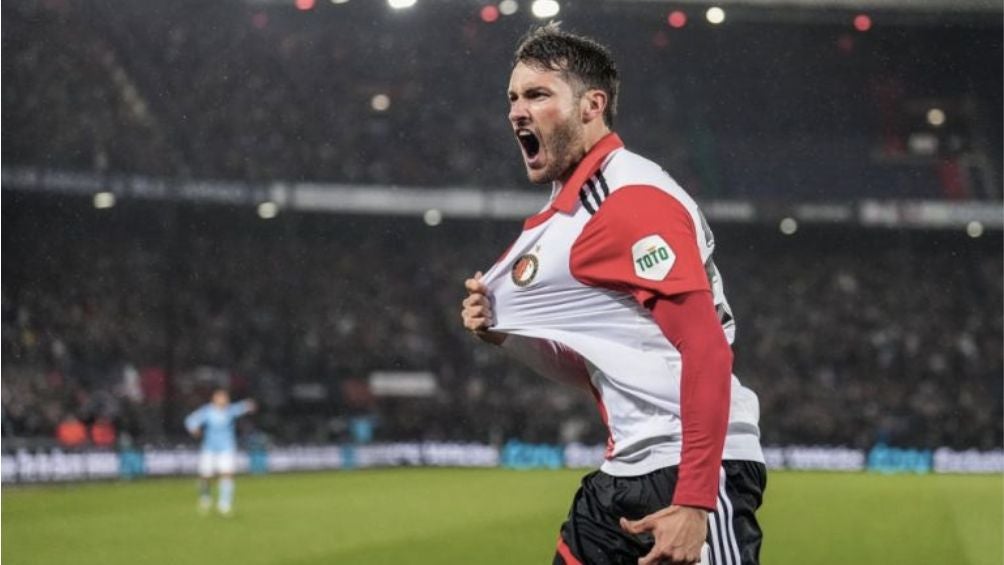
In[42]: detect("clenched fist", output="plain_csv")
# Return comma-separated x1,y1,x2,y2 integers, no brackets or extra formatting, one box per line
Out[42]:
461,272,506,346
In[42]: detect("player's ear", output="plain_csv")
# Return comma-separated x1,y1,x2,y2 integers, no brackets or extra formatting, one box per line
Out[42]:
581,89,608,124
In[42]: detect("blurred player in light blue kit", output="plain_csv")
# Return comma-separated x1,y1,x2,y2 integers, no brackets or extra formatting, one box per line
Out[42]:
184,388,256,516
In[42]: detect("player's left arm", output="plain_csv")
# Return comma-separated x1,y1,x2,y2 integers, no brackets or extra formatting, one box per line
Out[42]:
571,185,730,564
650,290,731,510
618,289,731,564
231,400,257,418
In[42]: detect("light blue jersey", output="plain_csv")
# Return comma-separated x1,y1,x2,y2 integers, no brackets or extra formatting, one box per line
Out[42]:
184,401,253,453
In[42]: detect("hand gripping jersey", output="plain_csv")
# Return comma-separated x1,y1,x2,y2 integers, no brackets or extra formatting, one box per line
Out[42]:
482,133,763,477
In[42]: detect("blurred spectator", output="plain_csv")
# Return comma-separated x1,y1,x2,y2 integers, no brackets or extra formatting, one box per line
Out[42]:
90,416,117,448
56,415,88,448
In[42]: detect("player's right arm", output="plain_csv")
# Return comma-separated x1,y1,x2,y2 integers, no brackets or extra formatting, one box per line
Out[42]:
500,335,592,391
461,272,591,391
184,407,206,439
461,272,506,346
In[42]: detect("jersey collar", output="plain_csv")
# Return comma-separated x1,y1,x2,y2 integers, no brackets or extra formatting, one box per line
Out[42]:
550,132,623,214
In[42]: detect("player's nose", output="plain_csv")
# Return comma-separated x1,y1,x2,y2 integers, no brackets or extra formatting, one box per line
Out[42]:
508,100,530,127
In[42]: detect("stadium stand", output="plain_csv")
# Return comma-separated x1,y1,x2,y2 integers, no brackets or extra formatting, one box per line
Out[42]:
3,196,1001,450
3,0,1001,198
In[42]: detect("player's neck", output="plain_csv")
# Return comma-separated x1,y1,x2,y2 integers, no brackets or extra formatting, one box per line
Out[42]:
558,125,613,184
581,124,612,155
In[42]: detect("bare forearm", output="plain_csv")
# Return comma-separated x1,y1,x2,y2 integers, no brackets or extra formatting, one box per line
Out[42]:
501,335,592,392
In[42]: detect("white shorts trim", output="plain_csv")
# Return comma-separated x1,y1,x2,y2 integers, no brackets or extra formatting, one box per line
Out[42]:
707,467,741,565
198,451,236,477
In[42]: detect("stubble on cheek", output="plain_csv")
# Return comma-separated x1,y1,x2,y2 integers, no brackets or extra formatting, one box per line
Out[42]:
544,117,582,183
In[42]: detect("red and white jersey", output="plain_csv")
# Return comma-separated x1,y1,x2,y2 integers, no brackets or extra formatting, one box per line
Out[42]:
482,133,763,476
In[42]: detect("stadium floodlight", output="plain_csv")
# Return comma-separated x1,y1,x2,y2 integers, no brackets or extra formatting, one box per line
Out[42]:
967,221,984,238
705,6,725,24
499,0,518,16
371,94,391,112
387,0,416,9
258,201,279,219
331,0,349,3
423,209,443,226
531,0,559,19
93,192,116,209
779,217,798,235
927,108,946,127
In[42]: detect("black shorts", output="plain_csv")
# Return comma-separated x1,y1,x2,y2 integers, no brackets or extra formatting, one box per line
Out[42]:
554,460,767,565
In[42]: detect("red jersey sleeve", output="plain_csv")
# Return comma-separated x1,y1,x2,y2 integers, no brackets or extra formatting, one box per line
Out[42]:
650,291,732,510
570,185,709,305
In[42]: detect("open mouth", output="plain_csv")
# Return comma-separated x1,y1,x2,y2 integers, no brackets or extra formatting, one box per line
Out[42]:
516,129,541,159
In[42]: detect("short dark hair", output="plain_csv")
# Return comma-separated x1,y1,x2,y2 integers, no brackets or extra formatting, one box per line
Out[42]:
514,23,620,127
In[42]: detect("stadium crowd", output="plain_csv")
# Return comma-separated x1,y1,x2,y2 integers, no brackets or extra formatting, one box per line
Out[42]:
4,0,1001,199
3,197,1001,451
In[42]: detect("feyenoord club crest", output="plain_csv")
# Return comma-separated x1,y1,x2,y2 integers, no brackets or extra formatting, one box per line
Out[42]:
511,254,539,287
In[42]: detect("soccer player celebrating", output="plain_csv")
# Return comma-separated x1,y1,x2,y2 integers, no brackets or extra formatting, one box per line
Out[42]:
184,389,256,516
461,24,766,565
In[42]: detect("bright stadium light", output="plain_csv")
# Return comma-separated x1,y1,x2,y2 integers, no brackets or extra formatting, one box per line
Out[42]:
779,217,798,235
966,221,984,238
853,14,872,32
423,209,443,226
927,108,946,127
481,4,500,23
258,201,279,220
531,0,559,19
705,6,725,25
668,10,687,29
331,0,349,3
371,93,391,112
387,0,416,9
93,192,116,209
499,0,518,16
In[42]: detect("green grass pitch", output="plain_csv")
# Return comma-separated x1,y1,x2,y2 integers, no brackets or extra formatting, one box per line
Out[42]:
3,469,1001,564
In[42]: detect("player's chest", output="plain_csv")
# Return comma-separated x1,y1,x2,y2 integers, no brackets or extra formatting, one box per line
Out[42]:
207,411,229,426
492,215,584,295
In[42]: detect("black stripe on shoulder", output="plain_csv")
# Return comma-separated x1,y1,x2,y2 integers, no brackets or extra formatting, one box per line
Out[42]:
585,178,603,206
579,188,596,214
578,172,617,215
596,171,611,198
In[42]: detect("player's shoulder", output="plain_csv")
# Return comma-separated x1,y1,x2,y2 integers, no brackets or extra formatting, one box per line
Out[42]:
187,403,210,420
579,148,698,217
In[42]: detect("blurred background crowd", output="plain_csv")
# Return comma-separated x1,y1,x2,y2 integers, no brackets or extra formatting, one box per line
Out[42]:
3,0,1001,452
4,198,1001,450
5,0,1001,198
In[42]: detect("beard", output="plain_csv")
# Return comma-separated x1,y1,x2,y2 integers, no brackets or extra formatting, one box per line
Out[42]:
532,113,584,185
